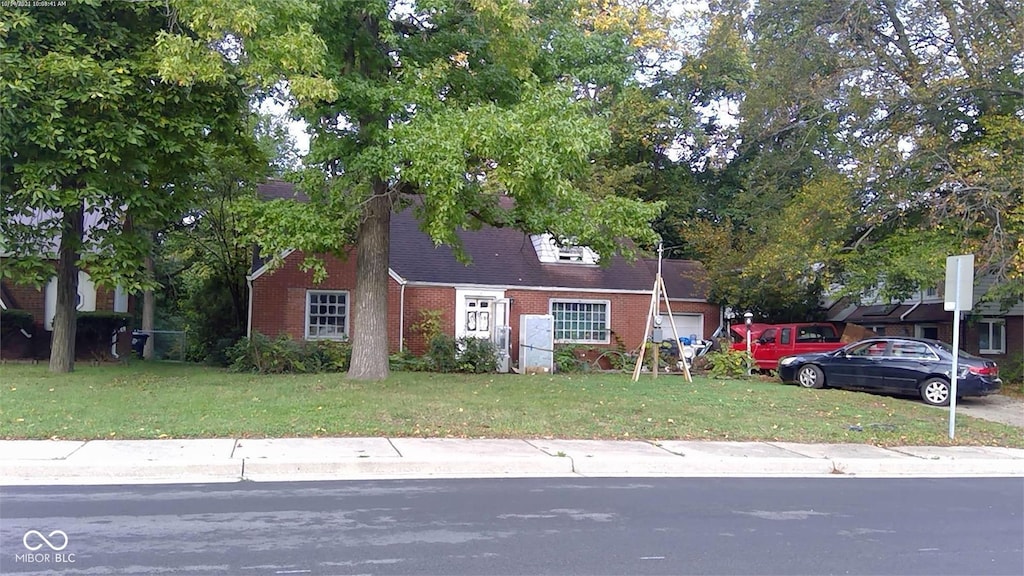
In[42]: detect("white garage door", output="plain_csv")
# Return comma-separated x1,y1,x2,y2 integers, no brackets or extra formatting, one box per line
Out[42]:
670,314,703,342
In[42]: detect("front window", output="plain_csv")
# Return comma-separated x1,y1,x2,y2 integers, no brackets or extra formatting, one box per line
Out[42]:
306,290,348,340
551,299,609,344
978,319,1005,354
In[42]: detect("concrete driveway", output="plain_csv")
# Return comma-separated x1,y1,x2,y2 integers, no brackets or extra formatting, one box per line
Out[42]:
952,394,1024,428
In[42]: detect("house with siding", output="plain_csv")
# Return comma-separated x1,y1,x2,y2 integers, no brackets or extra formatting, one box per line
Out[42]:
248,181,720,369
827,277,1022,369
1,208,136,359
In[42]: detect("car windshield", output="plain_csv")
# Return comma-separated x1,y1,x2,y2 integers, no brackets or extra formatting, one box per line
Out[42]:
929,340,981,360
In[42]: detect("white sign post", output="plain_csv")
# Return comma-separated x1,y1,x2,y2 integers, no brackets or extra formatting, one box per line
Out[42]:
943,254,974,439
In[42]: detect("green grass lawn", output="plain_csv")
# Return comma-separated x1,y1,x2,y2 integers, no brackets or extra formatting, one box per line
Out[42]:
0,361,1020,447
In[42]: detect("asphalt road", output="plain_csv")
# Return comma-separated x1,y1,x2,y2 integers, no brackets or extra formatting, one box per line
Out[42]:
2,478,1021,575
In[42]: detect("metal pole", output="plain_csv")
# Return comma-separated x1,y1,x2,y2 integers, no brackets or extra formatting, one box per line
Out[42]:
744,312,753,376
949,265,962,439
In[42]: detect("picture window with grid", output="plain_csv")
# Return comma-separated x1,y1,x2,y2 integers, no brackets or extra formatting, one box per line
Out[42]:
306,290,349,340
550,300,610,343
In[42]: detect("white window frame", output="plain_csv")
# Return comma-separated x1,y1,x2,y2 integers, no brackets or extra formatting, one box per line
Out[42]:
550,299,610,344
305,290,349,341
978,318,1005,355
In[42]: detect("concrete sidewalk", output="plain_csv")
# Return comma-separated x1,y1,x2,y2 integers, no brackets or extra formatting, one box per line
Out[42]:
1,437,1022,485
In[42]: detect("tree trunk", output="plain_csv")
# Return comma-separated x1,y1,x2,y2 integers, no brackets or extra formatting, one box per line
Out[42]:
49,202,84,373
142,255,155,359
347,179,392,380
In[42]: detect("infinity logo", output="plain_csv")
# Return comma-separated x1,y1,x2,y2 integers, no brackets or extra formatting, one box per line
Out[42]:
23,530,68,552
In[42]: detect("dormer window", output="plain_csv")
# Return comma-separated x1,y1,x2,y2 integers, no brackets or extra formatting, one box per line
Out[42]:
531,234,599,265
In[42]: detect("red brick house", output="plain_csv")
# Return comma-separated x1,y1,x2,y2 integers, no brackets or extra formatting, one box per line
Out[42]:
248,182,720,370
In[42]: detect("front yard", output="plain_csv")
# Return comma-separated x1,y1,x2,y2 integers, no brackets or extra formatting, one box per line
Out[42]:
0,362,1020,447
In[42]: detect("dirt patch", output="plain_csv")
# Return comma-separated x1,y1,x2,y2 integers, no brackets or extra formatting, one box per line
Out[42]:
951,395,1024,429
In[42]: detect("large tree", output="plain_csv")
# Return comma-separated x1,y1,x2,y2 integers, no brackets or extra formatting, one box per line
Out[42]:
0,1,245,371
675,0,1022,315
179,0,665,380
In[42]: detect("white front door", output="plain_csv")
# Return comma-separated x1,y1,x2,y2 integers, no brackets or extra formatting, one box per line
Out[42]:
465,298,493,339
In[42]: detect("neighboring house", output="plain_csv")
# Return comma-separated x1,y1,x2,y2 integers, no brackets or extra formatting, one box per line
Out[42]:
248,181,720,370
0,209,133,360
827,278,1023,368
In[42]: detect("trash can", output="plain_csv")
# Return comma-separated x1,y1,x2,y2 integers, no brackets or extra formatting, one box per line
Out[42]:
131,331,150,359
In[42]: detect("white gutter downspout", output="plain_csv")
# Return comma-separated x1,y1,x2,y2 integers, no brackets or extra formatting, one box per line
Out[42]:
399,280,408,352
900,299,922,321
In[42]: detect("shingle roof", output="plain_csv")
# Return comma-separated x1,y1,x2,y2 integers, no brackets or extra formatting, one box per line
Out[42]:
255,181,709,300
258,178,309,202
650,258,711,301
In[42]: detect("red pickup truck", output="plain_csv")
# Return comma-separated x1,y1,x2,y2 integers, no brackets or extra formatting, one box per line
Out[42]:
731,322,846,371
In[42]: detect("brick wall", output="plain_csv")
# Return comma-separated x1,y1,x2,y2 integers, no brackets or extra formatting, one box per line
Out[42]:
399,286,456,355
251,251,725,367
503,290,720,364
252,250,358,341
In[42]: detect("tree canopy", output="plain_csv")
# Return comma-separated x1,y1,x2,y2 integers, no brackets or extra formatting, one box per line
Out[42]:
1,1,247,371
673,0,1023,317
172,0,667,379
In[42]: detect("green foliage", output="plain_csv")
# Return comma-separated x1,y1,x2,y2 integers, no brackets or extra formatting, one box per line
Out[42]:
388,349,431,372
424,334,460,374
0,309,34,336
702,348,752,379
1000,352,1023,392
411,309,444,344
0,1,247,291
226,333,351,374
75,312,132,359
421,334,498,374
554,345,585,373
456,337,498,374
181,0,666,380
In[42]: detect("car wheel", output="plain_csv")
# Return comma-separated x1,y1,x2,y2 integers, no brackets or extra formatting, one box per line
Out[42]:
797,365,824,389
920,378,951,406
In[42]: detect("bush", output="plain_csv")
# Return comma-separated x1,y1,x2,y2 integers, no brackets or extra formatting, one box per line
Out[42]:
389,349,431,372
1,309,34,337
421,334,498,373
554,345,585,373
1000,352,1023,394
76,311,131,359
457,336,498,373
424,334,460,373
703,348,754,379
226,333,351,374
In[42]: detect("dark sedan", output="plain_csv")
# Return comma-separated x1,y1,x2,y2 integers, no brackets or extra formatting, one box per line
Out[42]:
777,337,1001,406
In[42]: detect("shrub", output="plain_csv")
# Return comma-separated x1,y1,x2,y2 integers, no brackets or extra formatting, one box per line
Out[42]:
226,333,351,374
1,309,34,337
389,349,431,372
554,345,585,373
703,348,754,379
312,339,352,372
411,309,444,343
76,311,131,359
457,336,498,373
421,334,498,373
1000,352,1023,394
424,334,459,373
